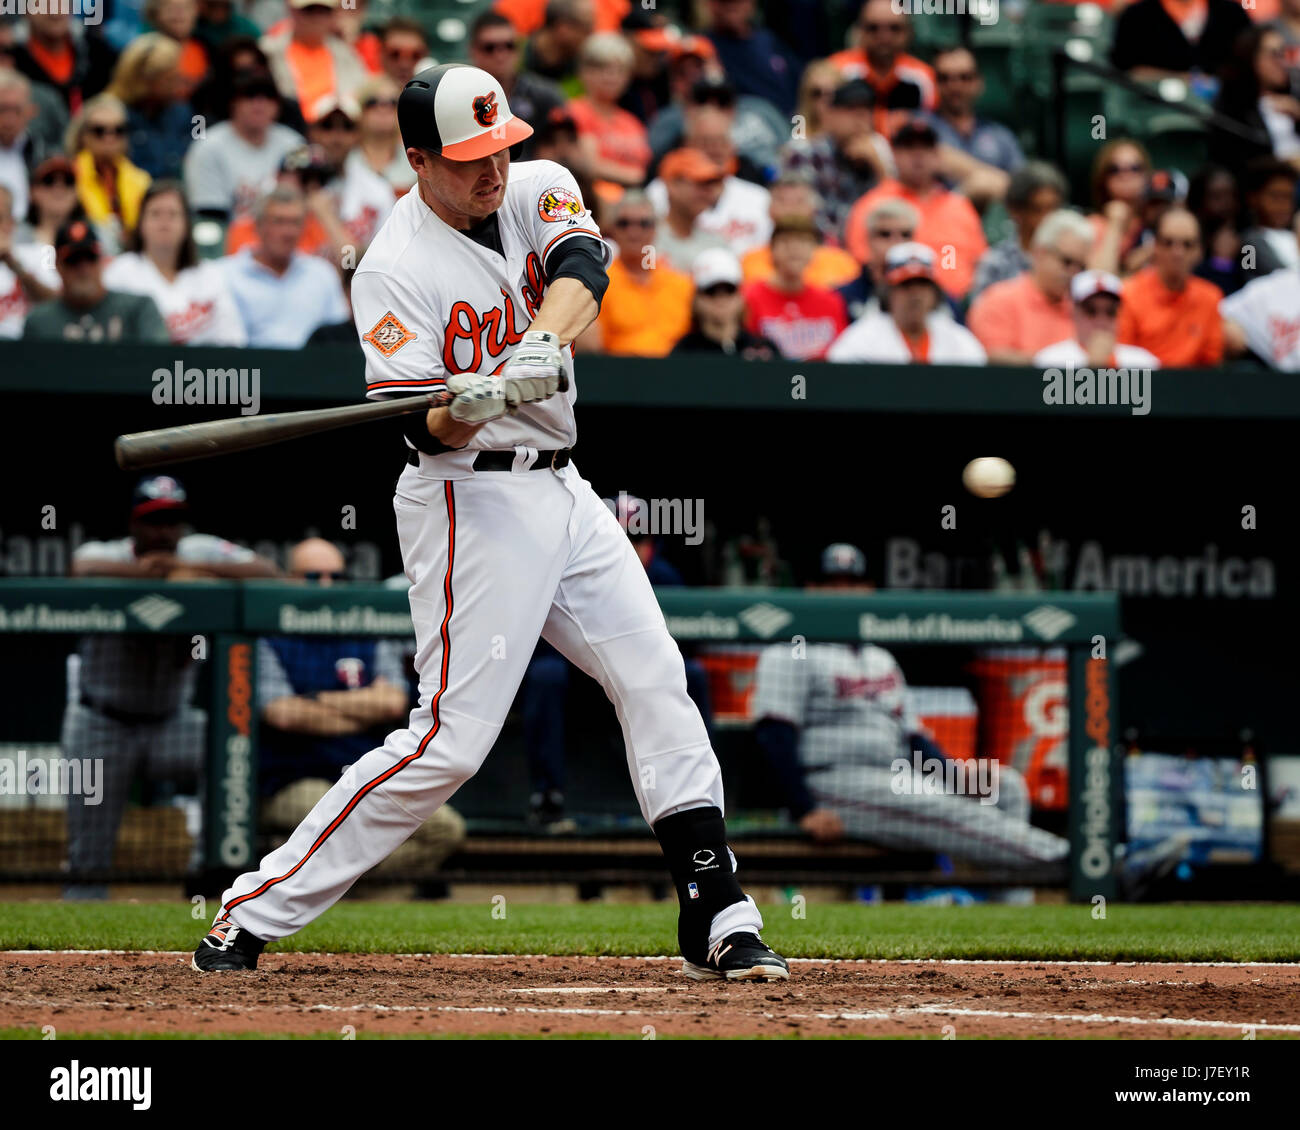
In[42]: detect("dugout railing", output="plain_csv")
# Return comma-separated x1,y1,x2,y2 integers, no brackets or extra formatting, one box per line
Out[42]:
0,579,1120,902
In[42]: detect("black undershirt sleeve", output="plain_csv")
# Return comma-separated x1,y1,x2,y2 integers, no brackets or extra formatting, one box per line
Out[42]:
543,235,609,310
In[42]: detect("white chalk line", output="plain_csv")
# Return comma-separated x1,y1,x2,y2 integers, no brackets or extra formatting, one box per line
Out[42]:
4,951,1299,968
5,995,1297,1032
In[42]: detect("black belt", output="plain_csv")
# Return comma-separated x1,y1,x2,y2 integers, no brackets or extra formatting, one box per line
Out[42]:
79,693,178,725
407,447,572,471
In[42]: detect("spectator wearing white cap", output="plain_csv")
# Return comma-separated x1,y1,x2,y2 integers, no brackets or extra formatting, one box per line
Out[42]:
1033,271,1161,371
672,247,781,358
306,92,395,252
261,0,370,124
828,242,985,364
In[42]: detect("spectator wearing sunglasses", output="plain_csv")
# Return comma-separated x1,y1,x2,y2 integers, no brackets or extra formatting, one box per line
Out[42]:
261,0,370,124
673,247,781,358
827,0,935,138
1034,270,1161,371
256,537,467,881
793,59,843,142
1118,208,1224,366
376,18,431,89
349,75,415,196
303,92,394,253
18,154,84,254
566,32,652,187
65,92,151,252
835,196,924,322
1087,138,1152,275
969,160,1069,304
828,242,985,364
589,189,693,356
967,209,1092,364
24,218,169,343
467,11,565,163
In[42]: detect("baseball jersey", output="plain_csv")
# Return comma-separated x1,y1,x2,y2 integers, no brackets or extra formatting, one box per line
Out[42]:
353,159,610,452
1033,339,1162,370
103,253,249,346
0,243,60,339
753,643,919,767
1220,268,1300,371
72,534,257,714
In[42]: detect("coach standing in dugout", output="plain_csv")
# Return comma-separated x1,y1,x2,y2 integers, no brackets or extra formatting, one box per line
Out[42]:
63,477,279,898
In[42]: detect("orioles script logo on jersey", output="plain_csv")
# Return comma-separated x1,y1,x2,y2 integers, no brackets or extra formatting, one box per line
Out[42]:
364,311,417,357
442,252,546,374
538,185,583,223
472,91,498,128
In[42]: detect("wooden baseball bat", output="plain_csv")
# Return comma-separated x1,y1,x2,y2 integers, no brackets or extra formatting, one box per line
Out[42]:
114,392,450,471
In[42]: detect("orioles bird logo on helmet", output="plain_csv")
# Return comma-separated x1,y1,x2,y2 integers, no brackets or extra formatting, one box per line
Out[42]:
472,92,499,128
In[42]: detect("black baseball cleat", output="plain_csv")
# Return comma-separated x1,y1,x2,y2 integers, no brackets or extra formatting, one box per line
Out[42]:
192,916,266,971
682,932,790,982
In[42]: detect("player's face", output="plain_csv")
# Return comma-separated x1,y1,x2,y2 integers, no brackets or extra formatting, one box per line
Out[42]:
414,148,510,226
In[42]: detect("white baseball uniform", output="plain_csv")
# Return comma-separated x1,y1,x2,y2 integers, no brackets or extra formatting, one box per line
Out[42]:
219,161,764,946
102,254,249,346
754,643,1068,867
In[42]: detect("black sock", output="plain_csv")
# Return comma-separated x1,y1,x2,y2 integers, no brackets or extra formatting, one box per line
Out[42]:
653,805,746,965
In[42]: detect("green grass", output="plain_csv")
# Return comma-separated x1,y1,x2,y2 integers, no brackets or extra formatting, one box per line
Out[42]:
2,901,1299,962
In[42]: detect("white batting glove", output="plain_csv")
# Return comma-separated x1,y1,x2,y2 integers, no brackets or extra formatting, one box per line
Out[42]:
445,371,508,423
501,329,565,410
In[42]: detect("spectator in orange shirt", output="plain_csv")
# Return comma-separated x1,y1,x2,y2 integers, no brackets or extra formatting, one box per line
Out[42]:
1118,208,1225,366
967,210,1092,364
261,0,369,124
740,175,860,290
742,218,849,360
845,119,986,300
588,189,693,356
145,0,211,96
828,0,936,137
336,0,383,74
495,0,627,37
568,32,652,186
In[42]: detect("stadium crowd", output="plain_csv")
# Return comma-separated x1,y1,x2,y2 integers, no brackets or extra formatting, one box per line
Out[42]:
0,0,1297,368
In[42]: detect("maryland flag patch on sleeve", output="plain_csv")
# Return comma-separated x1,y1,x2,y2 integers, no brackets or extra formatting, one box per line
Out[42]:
364,311,417,357
538,186,584,223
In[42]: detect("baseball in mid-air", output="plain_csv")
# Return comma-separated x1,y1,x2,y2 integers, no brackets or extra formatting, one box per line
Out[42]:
962,457,1016,498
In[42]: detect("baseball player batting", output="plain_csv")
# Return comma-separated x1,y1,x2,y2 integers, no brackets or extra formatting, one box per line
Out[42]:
192,63,788,982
